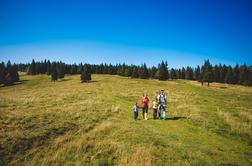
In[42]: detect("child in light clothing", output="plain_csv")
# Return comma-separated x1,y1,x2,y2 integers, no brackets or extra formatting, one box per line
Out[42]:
152,99,158,120
133,102,139,120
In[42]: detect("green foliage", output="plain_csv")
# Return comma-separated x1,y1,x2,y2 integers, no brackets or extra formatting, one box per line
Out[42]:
81,65,92,82
157,61,169,81
0,61,20,86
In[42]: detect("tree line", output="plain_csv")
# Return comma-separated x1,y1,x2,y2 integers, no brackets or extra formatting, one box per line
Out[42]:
3,59,252,86
0,61,20,86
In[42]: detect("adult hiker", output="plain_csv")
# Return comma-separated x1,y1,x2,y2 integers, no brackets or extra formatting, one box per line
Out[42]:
158,90,167,120
141,93,149,120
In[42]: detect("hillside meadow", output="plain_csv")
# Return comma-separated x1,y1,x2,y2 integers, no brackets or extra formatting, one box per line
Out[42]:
0,74,252,165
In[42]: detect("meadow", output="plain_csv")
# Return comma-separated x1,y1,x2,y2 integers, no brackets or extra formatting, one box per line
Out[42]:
0,74,252,165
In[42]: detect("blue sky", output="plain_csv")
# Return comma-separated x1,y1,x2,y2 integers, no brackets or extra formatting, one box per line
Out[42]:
0,0,252,68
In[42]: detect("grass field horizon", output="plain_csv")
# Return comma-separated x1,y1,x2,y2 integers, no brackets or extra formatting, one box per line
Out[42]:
0,73,252,165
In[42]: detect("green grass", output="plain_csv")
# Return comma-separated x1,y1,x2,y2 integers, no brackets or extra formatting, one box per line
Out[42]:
0,74,252,165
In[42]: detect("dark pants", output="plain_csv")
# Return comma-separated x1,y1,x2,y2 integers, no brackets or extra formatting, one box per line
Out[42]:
133,111,138,120
153,109,157,119
142,107,148,118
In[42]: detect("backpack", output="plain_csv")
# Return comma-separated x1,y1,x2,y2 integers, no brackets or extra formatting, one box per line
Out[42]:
159,94,166,103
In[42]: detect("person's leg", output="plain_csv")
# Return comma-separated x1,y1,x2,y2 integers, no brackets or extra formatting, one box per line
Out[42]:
134,112,137,120
163,105,166,120
158,105,161,119
153,109,156,119
142,108,145,119
145,107,148,120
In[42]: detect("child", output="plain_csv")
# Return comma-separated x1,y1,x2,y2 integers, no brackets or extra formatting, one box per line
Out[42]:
152,99,158,120
133,102,139,120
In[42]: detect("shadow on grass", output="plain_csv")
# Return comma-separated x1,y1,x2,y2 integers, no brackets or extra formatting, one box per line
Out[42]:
167,116,188,120
0,79,28,87
81,80,99,83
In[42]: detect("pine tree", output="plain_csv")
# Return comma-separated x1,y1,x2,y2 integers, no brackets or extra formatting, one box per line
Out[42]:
239,64,249,85
181,67,186,79
185,67,193,80
158,61,169,81
220,64,227,83
150,66,157,79
195,65,201,81
81,65,92,82
248,67,252,86
139,63,149,79
0,62,6,85
131,66,139,78
170,68,176,80
200,60,213,86
225,66,234,84
11,64,19,82
46,60,51,75
58,62,65,79
51,62,58,81
28,59,36,75
233,64,239,84
213,65,220,82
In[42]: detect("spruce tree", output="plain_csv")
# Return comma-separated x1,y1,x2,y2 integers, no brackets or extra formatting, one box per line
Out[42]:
131,66,139,78
28,59,36,75
195,65,201,81
233,64,239,84
170,68,176,80
181,67,186,79
139,63,149,79
225,66,234,84
150,66,157,79
239,64,249,85
58,62,65,79
158,61,169,81
46,60,51,75
81,65,92,82
200,60,213,86
220,64,227,83
51,62,58,81
213,65,220,82
0,62,6,85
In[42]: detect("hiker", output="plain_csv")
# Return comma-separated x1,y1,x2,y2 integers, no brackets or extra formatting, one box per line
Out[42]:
152,98,158,120
132,102,139,120
141,93,149,120
158,90,167,120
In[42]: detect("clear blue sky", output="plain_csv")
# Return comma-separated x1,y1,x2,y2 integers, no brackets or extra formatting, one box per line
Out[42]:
0,0,252,68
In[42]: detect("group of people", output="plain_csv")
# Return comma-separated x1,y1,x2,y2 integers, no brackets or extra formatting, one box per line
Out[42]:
133,90,167,120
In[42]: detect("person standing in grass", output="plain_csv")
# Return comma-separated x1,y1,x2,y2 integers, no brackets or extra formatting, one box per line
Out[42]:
141,93,149,120
133,102,139,120
158,90,167,120
152,99,158,119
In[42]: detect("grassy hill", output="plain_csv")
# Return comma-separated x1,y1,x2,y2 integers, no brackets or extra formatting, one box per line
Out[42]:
0,74,252,165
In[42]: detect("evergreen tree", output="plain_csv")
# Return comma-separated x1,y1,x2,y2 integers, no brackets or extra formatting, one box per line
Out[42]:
213,65,220,82
239,64,250,85
158,61,169,81
225,66,234,84
200,60,213,86
0,62,6,85
131,66,139,78
233,64,239,84
46,60,51,75
58,62,65,79
138,63,149,79
81,65,92,82
220,64,227,83
51,62,58,81
185,67,194,80
170,68,176,80
150,66,157,79
181,67,186,79
195,65,201,81
28,59,36,75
